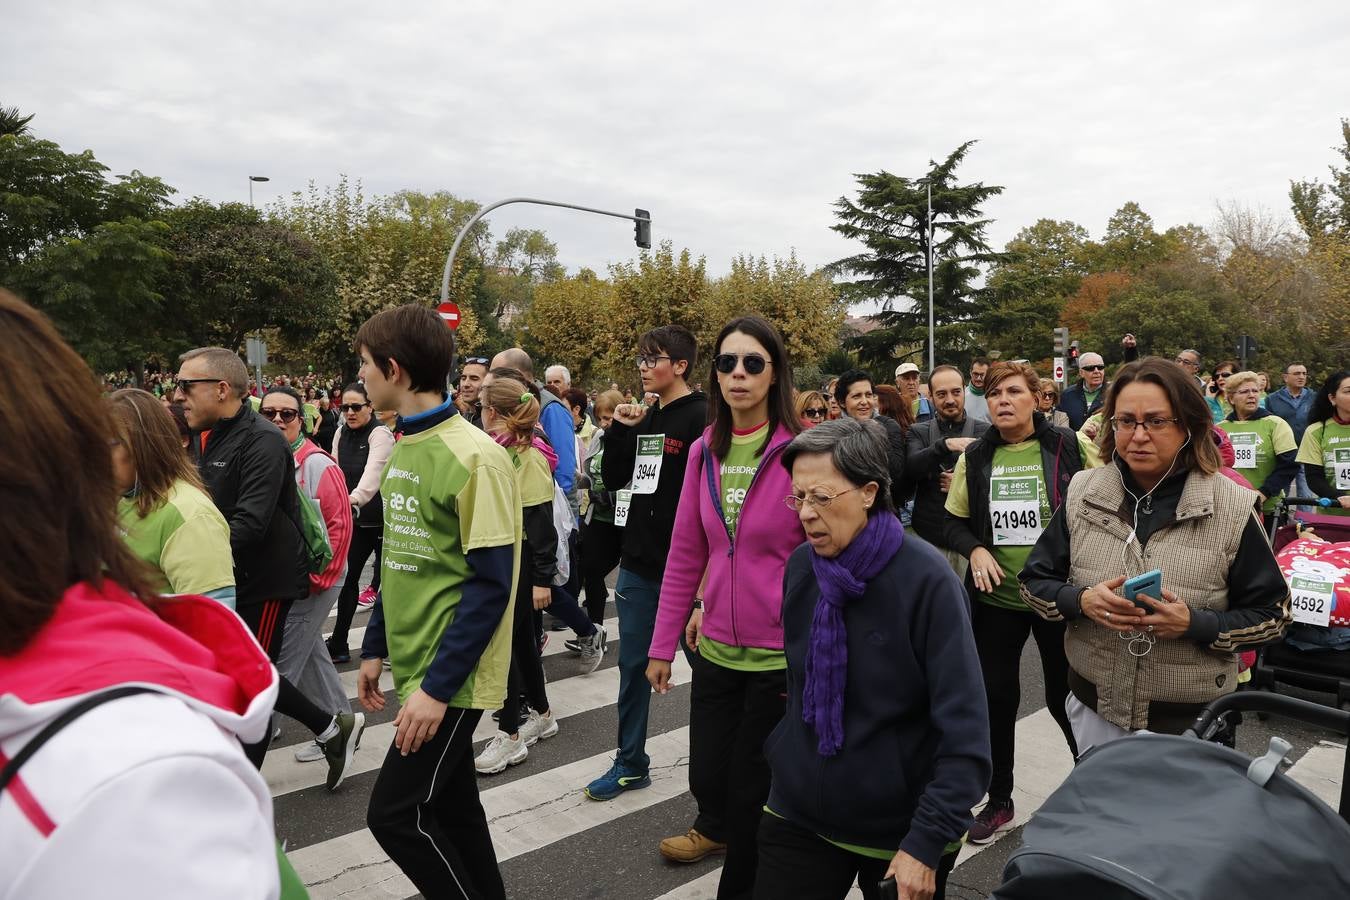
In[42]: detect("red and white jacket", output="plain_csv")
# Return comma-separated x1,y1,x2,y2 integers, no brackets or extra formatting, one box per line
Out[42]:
0,582,280,899
296,437,354,594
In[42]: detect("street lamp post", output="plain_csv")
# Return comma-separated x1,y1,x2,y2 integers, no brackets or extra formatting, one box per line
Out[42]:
923,179,935,373
248,175,270,207
440,197,652,304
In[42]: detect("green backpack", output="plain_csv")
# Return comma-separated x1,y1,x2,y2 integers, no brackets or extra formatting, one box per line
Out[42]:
294,489,334,576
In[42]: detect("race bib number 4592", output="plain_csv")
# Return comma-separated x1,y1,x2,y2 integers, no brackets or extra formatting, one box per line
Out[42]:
1289,574,1334,627
1334,448,1350,491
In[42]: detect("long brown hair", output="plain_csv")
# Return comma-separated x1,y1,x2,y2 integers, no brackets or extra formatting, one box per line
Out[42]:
481,375,541,447
874,384,915,434
1100,358,1221,475
109,389,206,517
0,289,157,655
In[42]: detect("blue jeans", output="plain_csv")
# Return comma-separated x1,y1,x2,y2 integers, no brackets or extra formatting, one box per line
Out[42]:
615,568,660,773
1289,468,1314,505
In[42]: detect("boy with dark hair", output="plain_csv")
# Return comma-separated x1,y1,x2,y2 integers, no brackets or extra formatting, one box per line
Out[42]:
586,324,706,800
352,304,519,900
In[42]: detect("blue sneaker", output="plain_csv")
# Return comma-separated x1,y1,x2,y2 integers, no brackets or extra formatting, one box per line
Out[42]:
584,758,651,801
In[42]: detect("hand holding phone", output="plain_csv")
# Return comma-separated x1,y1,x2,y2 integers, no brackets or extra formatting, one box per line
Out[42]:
1122,569,1163,613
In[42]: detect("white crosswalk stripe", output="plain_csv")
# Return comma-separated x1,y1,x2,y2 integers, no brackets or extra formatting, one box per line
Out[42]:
271,609,1347,900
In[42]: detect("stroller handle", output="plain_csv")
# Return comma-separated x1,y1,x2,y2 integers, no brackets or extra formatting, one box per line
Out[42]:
1284,497,1334,507
1187,691,1350,741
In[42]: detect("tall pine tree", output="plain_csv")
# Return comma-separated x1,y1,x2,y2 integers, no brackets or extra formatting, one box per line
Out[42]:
827,141,1004,371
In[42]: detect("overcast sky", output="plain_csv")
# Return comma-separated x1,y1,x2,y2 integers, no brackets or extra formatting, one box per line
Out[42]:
5,1,1349,287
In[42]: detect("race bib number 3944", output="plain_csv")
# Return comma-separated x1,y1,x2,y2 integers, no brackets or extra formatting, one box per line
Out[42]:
630,434,664,495
990,476,1044,546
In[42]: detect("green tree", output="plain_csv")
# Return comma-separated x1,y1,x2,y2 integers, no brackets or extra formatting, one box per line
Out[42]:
707,252,846,365
827,141,1005,369
523,268,619,385
980,219,1090,360
273,180,485,374
0,105,35,137
162,200,337,352
1291,118,1350,240
608,240,711,353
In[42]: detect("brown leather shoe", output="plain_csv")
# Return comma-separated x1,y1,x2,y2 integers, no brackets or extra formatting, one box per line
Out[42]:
659,828,727,863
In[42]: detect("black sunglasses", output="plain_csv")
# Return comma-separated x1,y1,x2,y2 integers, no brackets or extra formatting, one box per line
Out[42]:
1080,365,1105,372
260,407,300,423
715,353,769,375
803,407,828,418
339,402,370,413
174,377,218,392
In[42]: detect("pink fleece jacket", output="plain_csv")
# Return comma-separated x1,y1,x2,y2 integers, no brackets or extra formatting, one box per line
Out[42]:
649,423,806,660
295,438,354,593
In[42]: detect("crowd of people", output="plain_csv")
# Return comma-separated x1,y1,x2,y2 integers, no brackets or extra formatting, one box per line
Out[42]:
3,282,1346,900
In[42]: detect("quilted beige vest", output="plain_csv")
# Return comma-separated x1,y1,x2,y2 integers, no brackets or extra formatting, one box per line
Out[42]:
1063,465,1257,730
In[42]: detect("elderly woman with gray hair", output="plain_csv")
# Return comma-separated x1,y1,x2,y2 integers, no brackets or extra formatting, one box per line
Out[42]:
753,418,991,900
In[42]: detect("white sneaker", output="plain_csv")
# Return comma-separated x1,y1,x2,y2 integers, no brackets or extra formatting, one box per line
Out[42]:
294,740,325,763
475,732,528,774
518,709,559,746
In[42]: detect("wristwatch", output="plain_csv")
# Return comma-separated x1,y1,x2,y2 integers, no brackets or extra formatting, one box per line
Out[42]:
692,598,703,609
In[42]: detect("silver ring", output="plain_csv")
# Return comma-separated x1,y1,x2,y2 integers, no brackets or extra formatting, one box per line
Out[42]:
974,569,983,577
1106,612,1113,622
1147,624,1155,633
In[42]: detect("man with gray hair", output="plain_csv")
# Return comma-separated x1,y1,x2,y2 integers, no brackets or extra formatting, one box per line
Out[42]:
1057,351,1107,431
545,364,571,397
176,346,363,788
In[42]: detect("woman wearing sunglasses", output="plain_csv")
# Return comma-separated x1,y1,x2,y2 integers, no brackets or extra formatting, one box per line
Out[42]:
1037,378,1071,430
795,390,829,429
646,316,804,897
260,387,358,763
328,383,396,663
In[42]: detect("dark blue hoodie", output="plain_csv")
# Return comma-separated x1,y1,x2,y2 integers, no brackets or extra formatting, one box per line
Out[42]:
765,536,992,868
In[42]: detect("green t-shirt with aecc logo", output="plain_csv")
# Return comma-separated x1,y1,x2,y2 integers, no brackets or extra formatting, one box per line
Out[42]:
118,479,235,597
699,421,787,671
379,414,523,706
1297,419,1350,517
1219,415,1298,513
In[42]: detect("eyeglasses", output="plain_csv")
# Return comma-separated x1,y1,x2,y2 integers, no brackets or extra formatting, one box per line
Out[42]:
462,356,490,366
784,487,859,511
1174,357,1199,367
260,407,300,423
1109,416,1180,433
1080,365,1105,372
803,407,828,419
173,377,218,393
339,402,370,413
635,354,672,369
714,352,768,375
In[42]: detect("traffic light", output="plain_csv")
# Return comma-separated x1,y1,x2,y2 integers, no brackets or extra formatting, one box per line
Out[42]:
634,208,651,249
1068,340,1080,367
1053,327,1070,357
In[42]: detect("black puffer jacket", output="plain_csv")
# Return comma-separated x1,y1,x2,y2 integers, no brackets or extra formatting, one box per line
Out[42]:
190,403,308,609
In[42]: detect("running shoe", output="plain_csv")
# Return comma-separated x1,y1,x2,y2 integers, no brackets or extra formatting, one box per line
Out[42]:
294,741,325,763
566,626,606,655
357,586,378,608
659,828,727,863
518,709,559,746
475,732,528,774
327,642,351,665
577,629,605,674
584,758,650,801
320,712,365,792
967,798,1015,844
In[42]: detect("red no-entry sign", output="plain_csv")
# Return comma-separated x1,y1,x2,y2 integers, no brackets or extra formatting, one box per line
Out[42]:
437,301,461,330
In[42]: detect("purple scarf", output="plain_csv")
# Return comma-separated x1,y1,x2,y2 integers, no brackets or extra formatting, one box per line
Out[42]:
804,511,904,756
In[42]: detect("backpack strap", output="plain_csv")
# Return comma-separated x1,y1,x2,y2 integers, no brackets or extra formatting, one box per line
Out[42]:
0,687,159,795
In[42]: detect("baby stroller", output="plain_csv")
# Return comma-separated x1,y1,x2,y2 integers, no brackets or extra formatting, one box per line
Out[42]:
992,691,1350,899
1251,497,1350,712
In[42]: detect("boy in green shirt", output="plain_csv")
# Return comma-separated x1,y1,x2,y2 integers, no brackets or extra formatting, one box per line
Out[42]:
353,304,519,900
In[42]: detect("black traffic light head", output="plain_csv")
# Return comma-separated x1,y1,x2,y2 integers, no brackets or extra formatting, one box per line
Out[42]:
1068,340,1080,366
634,208,651,249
